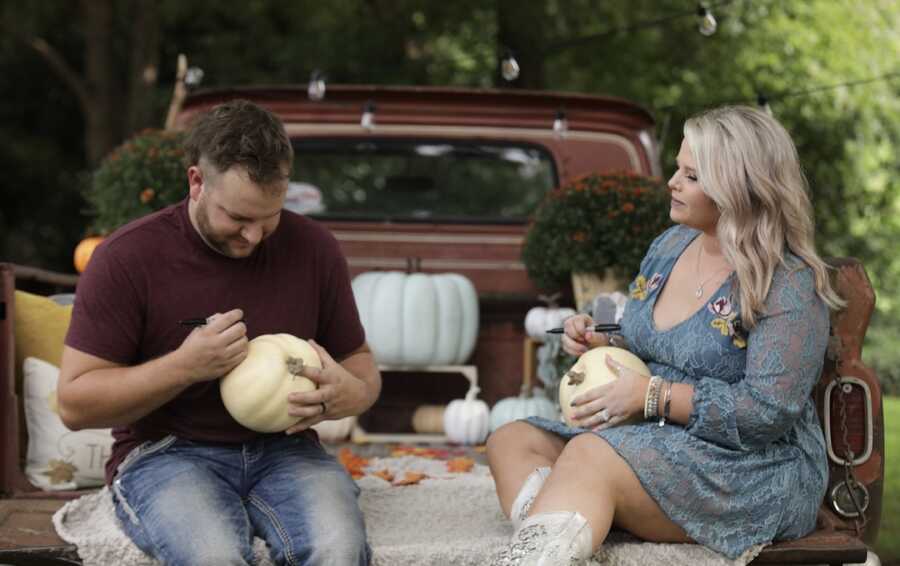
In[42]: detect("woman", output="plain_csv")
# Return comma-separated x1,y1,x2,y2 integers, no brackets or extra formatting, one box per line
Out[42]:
487,106,844,565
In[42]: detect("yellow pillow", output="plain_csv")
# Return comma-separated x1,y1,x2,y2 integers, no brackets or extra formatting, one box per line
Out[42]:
14,291,73,389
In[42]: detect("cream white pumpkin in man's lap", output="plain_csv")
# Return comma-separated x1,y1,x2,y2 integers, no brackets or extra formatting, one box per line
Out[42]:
220,334,321,433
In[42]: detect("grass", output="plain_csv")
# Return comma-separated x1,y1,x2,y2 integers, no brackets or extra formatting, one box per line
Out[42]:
876,396,899,561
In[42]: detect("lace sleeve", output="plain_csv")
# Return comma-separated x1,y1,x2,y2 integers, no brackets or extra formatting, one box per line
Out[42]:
685,266,830,451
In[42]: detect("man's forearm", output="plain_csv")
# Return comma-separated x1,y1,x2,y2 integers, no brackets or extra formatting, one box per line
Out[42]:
339,351,382,414
58,349,196,430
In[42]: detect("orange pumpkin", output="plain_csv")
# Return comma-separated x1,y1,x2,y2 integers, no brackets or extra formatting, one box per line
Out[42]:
73,236,104,273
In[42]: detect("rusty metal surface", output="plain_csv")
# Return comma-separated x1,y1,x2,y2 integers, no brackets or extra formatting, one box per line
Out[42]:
814,259,884,544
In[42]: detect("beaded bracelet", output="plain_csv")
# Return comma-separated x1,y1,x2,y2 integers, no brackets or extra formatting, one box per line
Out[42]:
644,376,663,420
658,380,673,427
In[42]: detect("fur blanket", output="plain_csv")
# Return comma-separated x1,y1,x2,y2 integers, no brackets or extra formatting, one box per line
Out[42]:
53,455,764,565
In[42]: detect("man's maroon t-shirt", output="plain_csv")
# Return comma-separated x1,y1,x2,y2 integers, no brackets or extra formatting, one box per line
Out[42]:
65,198,366,485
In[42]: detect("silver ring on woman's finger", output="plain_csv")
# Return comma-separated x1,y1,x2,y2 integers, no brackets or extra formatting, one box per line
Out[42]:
320,402,327,415
598,408,611,422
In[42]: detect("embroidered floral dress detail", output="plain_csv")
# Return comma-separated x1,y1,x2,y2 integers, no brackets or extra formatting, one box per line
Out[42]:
630,272,664,301
630,274,648,300
708,296,747,349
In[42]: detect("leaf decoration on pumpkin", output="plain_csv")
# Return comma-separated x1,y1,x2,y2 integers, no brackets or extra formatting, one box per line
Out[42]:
372,469,395,483
286,357,306,378
393,471,427,486
43,459,77,484
566,369,586,385
337,448,370,479
446,457,474,473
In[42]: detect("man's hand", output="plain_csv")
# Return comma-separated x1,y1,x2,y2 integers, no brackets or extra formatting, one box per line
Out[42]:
176,309,248,384
284,340,369,435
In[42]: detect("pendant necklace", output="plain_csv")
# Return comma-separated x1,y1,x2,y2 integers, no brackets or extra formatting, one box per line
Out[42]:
695,238,732,299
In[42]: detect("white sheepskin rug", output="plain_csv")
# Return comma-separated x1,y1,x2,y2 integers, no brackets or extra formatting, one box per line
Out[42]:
53,454,763,565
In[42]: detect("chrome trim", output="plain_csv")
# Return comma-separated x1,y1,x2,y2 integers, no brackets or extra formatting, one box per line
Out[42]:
830,481,870,518
823,376,873,466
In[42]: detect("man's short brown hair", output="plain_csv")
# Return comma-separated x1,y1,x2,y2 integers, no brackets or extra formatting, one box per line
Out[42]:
184,99,293,186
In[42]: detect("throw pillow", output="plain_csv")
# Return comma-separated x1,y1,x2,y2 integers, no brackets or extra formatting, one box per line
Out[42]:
23,357,113,490
14,290,73,386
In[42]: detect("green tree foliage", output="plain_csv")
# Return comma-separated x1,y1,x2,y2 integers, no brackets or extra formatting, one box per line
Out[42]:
1,0,897,386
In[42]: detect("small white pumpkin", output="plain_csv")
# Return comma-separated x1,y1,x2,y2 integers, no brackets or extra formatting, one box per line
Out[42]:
312,416,357,443
524,293,575,341
352,271,479,366
558,346,650,427
443,385,489,445
489,385,559,432
220,334,320,433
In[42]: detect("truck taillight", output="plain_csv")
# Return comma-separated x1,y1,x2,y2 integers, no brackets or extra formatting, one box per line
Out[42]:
824,377,873,466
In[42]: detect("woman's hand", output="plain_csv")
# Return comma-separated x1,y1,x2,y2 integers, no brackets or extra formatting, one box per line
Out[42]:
561,314,611,357
569,354,650,430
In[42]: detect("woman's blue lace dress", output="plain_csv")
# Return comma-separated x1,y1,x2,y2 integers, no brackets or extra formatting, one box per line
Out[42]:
525,224,830,559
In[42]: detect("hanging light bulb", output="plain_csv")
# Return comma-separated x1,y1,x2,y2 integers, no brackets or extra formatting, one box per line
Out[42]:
184,66,205,88
552,109,568,138
501,50,520,82
361,100,376,131
757,93,773,116
307,70,326,101
697,4,717,36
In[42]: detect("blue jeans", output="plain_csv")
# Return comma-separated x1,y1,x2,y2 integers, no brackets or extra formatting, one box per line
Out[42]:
111,434,370,565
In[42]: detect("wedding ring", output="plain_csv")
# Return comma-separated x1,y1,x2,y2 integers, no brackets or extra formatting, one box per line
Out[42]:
598,408,611,422
320,402,327,415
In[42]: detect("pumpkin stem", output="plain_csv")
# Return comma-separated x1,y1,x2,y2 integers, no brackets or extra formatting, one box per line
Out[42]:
286,357,306,378
464,385,481,402
566,369,586,386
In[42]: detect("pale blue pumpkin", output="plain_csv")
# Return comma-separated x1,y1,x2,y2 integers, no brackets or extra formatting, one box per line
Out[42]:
489,386,559,432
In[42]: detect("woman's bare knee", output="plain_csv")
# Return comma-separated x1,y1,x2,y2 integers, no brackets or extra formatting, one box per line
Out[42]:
554,433,611,470
487,421,563,463
554,433,690,544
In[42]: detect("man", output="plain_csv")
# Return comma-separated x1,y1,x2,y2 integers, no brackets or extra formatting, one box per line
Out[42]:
58,99,380,565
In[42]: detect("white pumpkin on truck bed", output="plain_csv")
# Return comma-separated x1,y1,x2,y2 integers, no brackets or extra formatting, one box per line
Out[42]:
351,271,478,367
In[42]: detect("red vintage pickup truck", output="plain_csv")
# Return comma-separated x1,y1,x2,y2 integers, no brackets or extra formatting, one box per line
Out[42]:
0,85,884,564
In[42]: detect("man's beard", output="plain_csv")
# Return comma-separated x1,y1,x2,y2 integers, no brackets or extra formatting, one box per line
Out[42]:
194,198,253,258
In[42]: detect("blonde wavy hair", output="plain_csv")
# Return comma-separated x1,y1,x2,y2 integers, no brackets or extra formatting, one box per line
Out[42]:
683,105,844,328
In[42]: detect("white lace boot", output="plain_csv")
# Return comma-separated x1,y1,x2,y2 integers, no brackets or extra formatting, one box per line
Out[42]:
509,466,551,530
488,511,594,566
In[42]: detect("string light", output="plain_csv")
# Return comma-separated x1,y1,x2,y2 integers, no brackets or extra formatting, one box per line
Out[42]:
697,4,718,36
501,50,520,82
184,67,204,88
552,109,568,138
361,100,376,131
307,70,326,101
543,0,732,54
